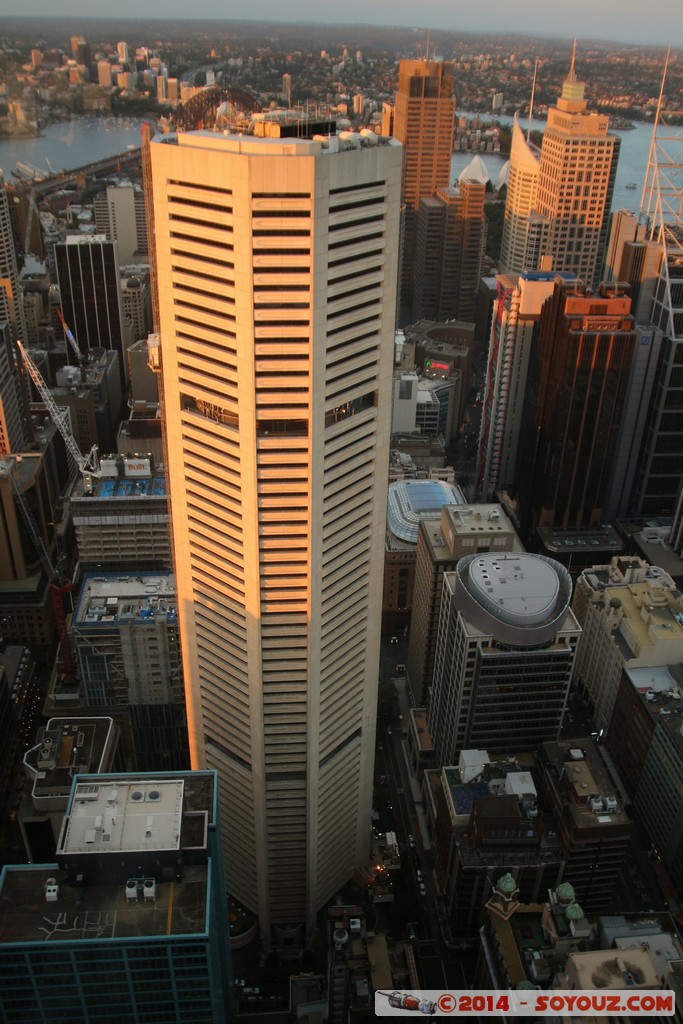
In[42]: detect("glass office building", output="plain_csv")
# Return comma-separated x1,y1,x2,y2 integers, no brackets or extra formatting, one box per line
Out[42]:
0,770,231,1024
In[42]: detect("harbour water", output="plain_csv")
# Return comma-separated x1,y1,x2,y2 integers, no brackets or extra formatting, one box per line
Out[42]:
0,117,149,179
0,111,655,216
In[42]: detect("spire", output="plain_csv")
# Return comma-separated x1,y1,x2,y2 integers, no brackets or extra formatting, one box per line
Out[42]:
568,38,577,80
559,40,586,111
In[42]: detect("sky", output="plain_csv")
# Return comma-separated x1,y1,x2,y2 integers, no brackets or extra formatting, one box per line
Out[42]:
9,0,683,49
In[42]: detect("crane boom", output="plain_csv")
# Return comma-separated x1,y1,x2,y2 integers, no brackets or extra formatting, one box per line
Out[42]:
17,341,101,493
56,308,84,367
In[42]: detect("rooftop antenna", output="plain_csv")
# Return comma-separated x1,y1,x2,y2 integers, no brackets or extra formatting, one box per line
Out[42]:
425,32,430,61
641,46,671,223
527,59,539,142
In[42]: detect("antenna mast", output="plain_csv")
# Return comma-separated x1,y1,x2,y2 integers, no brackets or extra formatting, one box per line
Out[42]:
527,59,539,142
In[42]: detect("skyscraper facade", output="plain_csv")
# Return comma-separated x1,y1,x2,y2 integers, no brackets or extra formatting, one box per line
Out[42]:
476,271,561,501
500,50,619,288
93,183,148,264
521,280,637,532
412,179,486,323
0,770,231,1024
533,51,618,288
55,235,127,384
0,323,28,455
499,115,541,275
0,173,27,345
391,59,456,323
150,128,401,941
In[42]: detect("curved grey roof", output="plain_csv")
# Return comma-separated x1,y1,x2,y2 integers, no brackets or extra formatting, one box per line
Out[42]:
453,552,573,646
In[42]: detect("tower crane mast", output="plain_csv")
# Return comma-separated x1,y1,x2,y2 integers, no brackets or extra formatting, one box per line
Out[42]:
16,341,101,494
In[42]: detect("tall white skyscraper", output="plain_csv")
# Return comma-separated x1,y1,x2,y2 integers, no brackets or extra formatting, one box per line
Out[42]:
498,115,540,275
150,128,401,941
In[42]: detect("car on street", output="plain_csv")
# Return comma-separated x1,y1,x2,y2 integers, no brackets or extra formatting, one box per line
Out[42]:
419,882,427,897
408,834,416,848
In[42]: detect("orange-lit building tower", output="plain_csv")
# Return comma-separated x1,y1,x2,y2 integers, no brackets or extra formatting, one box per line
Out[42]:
500,47,619,289
150,127,401,944
391,59,456,323
499,114,540,275
522,280,636,532
532,45,619,288
413,178,486,323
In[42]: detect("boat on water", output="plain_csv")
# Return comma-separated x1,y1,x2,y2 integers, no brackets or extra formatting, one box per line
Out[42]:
625,182,638,190
12,161,47,182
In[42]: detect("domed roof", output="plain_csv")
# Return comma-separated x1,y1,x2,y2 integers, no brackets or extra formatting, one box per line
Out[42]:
496,872,518,895
556,881,576,904
565,902,585,921
459,153,490,185
386,479,461,545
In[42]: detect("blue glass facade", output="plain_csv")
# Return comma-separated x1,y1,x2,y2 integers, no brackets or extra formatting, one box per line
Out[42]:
0,770,231,1024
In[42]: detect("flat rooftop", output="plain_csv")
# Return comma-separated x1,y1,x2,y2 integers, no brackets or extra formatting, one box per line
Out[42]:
58,779,184,855
72,474,166,500
538,525,622,553
0,863,208,943
24,718,116,803
543,740,630,829
74,571,176,626
444,504,515,537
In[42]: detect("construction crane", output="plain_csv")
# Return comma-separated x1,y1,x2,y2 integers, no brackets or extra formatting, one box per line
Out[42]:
56,308,86,370
16,341,101,494
4,457,76,678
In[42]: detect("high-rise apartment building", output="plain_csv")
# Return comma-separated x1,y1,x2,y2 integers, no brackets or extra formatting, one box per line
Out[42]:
412,179,486,323
390,59,456,323
120,273,151,341
150,127,401,941
476,271,562,501
93,183,148,263
428,552,580,767
500,50,619,288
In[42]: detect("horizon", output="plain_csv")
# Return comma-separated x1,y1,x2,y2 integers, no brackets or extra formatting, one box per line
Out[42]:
3,7,682,50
